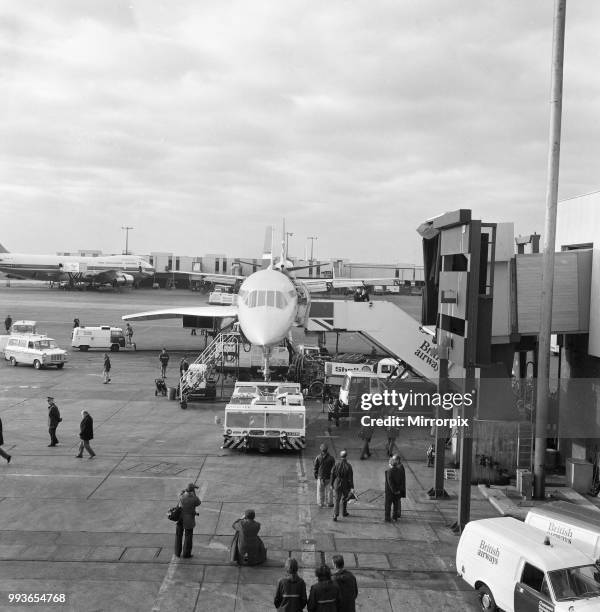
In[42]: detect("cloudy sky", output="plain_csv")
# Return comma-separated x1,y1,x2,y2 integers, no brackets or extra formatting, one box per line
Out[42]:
1,1,598,263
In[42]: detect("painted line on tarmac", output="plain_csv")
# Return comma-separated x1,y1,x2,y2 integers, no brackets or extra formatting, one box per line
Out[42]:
151,479,210,612
296,452,315,581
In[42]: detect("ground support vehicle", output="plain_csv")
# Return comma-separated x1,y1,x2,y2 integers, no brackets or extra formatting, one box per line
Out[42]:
71,326,128,352
222,382,305,453
179,363,217,408
456,516,600,611
217,340,289,379
208,287,237,305
4,334,67,369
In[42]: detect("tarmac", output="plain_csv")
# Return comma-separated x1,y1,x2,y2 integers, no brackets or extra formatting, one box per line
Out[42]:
0,284,570,611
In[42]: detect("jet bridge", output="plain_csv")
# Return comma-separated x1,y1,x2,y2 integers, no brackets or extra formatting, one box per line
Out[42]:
306,300,441,381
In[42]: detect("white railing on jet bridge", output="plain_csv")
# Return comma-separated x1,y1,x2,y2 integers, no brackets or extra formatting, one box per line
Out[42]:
179,331,241,399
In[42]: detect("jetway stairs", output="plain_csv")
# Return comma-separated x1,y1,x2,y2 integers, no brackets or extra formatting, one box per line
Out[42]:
306,300,441,382
179,331,241,405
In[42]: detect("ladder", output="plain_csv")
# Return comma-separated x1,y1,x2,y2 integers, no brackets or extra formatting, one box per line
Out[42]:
517,422,534,470
179,331,241,400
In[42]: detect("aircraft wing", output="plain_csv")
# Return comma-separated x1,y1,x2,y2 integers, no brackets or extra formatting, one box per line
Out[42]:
301,277,401,293
122,305,238,321
173,271,245,285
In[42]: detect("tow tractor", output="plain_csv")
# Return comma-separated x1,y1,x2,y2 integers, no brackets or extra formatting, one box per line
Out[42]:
222,381,305,453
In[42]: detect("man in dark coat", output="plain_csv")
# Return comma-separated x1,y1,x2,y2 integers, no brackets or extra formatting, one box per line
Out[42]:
0,417,12,463
174,482,201,558
47,396,61,447
331,450,354,521
4,315,12,333
179,356,189,379
103,353,112,384
384,455,406,522
307,565,341,612
76,410,95,458
230,509,267,566
331,554,358,612
274,557,307,611
359,422,373,460
314,444,335,508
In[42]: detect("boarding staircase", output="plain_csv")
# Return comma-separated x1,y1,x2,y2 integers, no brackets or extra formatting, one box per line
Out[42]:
179,331,241,406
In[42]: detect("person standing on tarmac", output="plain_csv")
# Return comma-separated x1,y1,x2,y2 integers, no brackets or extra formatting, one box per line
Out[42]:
307,565,341,612
179,355,189,379
0,416,12,463
359,421,373,460
331,554,358,612
103,353,111,384
76,410,96,459
73,317,80,328
331,450,354,522
4,315,12,333
125,323,134,346
384,455,406,522
314,444,335,508
47,396,62,447
273,557,307,611
174,483,201,558
159,348,170,378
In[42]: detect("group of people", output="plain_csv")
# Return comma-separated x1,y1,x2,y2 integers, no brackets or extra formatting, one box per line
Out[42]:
314,444,406,523
274,555,358,612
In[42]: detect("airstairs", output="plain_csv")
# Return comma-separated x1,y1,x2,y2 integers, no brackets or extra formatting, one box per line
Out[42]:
306,300,441,382
179,331,241,407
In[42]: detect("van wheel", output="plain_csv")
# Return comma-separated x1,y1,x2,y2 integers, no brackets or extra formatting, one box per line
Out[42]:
80,346,89,352
9,357,17,367
33,359,42,370
478,585,498,611
111,344,119,352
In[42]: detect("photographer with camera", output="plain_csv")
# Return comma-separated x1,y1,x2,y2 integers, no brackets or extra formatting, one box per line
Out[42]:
174,482,201,559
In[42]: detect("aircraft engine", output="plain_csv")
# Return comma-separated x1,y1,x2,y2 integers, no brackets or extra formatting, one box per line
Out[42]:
113,273,135,287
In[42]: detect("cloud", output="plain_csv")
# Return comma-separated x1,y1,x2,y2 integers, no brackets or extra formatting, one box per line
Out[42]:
0,1,599,261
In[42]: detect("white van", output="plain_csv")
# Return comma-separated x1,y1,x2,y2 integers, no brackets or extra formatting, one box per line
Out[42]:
456,517,600,611
71,326,126,352
525,501,600,562
4,334,67,369
10,320,38,334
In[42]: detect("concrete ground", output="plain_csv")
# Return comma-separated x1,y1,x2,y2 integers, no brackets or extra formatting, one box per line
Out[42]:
0,287,499,611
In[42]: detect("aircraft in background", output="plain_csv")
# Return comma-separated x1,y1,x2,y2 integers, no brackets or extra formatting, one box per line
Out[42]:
122,228,400,379
0,243,155,288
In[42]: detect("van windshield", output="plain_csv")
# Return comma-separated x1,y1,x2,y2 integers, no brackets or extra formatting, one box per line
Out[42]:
548,565,600,601
34,339,57,349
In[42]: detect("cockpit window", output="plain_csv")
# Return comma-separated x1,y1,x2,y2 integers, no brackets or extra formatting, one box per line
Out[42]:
244,290,289,309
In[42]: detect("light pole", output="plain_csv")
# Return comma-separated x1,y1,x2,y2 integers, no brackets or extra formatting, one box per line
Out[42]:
121,226,134,255
307,236,318,263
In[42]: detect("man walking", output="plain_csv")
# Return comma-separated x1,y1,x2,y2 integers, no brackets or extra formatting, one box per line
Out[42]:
314,443,335,508
331,554,358,612
0,416,12,463
384,455,406,522
159,348,170,378
103,353,111,384
4,314,12,333
125,323,134,346
359,421,373,460
47,396,61,447
174,482,201,558
331,450,354,521
76,410,96,458
179,355,189,379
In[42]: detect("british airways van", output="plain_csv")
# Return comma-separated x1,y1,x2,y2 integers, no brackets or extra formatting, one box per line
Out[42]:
525,501,600,562
456,517,600,611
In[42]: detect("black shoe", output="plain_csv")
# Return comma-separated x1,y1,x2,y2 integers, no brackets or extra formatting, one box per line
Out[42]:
7,456,11,464
360,456,366,460
332,516,338,522
174,554,180,558
385,518,392,523
182,554,193,558
48,444,56,447
343,512,349,517
75,455,83,458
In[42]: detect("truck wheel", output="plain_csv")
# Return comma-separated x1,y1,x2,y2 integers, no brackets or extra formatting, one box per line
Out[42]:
478,585,498,611
80,346,89,352
33,359,42,370
309,380,324,397
56,363,64,369
111,344,119,352
9,357,17,367
180,400,187,410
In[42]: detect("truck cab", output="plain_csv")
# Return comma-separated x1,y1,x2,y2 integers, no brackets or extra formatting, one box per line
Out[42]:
338,371,385,417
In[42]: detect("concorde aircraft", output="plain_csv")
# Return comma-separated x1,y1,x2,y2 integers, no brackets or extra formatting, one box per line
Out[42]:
0,243,155,288
122,228,401,379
